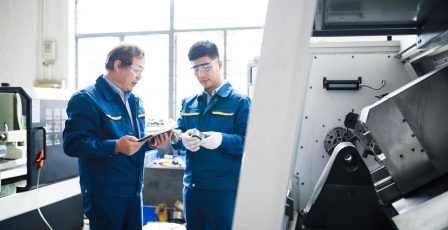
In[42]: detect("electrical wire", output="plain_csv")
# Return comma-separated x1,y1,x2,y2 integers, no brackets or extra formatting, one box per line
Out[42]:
360,80,386,90
36,168,54,230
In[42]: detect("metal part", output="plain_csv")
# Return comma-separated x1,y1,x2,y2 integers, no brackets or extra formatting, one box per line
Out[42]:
323,127,355,155
393,190,448,230
359,64,448,197
0,132,6,142
370,165,401,203
323,77,362,90
170,129,182,143
395,43,417,59
301,142,394,230
188,129,205,140
354,121,383,159
344,111,359,129
313,0,448,38
313,0,420,36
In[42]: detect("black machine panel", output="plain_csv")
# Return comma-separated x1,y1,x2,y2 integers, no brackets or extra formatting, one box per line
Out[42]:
313,0,448,43
0,87,78,191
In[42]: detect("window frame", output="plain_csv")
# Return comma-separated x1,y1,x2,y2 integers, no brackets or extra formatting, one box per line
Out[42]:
75,0,264,119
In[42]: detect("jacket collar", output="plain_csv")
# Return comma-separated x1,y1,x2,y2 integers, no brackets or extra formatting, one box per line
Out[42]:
96,75,130,102
197,81,232,99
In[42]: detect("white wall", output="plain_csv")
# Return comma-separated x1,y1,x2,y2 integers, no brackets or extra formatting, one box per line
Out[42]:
0,0,74,88
0,0,38,87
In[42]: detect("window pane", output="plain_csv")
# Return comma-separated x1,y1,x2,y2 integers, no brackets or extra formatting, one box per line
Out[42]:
77,37,120,89
125,35,169,120
174,0,268,29
226,29,264,94
174,32,224,118
76,0,170,34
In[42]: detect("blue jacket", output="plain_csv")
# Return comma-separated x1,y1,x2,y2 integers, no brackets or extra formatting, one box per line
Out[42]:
63,76,149,197
176,82,251,190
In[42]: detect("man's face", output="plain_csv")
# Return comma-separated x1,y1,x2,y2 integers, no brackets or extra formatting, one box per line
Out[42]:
115,57,145,91
191,56,223,93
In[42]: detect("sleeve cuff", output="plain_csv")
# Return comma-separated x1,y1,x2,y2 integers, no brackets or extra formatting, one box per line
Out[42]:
102,140,117,156
220,133,232,148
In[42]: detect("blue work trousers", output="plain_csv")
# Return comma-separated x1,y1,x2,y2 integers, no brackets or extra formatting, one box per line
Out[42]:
183,186,237,230
83,195,143,230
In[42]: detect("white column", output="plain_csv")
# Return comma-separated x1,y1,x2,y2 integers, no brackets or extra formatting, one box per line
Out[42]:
233,0,317,229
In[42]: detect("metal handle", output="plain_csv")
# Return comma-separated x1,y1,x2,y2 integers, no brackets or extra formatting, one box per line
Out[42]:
35,126,47,160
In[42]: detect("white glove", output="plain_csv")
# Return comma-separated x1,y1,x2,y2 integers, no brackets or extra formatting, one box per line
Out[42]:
200,132,223,150
182,129,201,152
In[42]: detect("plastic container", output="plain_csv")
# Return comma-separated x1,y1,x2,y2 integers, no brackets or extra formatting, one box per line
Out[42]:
143,206,158,225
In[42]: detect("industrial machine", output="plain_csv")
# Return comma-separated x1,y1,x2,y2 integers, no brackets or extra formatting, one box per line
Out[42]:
300,64,448,229
239,0,448,229
297,0,448,229
0,86,82,229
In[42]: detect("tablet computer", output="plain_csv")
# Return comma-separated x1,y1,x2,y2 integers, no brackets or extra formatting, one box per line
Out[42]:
138,126,178,142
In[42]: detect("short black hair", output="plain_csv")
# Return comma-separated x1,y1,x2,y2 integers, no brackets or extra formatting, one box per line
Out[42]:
188,40,220,61
105,44,145,71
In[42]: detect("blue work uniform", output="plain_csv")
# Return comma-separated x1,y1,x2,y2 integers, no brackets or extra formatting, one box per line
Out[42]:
175,81,251,230
63,75,150,230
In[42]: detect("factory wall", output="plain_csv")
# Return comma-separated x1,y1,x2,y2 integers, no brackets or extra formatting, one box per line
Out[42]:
0,0,75,89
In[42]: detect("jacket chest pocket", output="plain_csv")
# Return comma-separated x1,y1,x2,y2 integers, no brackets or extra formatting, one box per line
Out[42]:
181,110,201,128
208,110,235,132
103,111,132,137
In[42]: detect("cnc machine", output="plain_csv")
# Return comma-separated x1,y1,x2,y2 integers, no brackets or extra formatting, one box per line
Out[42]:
0,87,83,229
298,0,448,229
237,0,448,229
